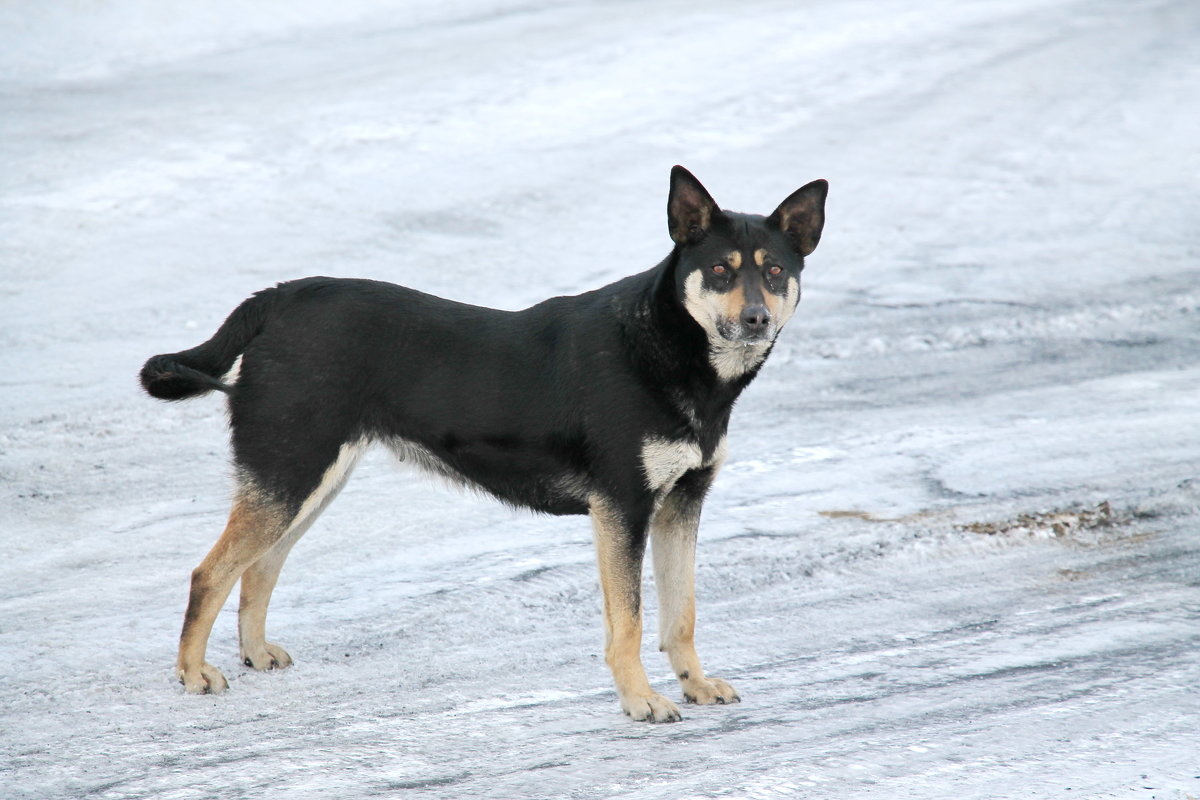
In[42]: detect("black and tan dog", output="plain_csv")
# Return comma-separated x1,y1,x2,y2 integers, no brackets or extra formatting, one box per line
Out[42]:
141,166,827,722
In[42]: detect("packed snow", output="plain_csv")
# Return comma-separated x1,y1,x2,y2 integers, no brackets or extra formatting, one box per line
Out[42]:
2,1,1198,798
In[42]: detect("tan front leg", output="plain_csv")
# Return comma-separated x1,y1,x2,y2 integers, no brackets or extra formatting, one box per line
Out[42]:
590,496,681,723
651,487,739,706
177,492,290,693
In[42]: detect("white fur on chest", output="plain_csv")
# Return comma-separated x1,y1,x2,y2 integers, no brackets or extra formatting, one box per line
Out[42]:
640,435,727,493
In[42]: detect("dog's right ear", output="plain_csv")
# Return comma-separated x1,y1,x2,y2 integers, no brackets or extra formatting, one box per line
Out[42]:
668,166,720,245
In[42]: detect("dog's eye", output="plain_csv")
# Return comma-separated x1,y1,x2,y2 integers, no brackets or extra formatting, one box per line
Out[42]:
768,265,783,276
711,264,727,275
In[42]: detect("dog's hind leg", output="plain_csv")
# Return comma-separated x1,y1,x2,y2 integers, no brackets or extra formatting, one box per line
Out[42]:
651,468,740,706
179,437,365,693
589,495,682,723
236,538,299,672
177,488,292,693
237,440,364,672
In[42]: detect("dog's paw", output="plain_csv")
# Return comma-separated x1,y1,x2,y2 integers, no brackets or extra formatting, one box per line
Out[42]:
682,675,740,705
177,662,229,694
240,641,293,671
620,691,683,723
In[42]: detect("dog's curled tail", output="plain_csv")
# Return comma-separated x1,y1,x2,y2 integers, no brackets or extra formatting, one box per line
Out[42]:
140,287,279,401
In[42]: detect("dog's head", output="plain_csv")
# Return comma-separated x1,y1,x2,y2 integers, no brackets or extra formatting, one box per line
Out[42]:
667,166,827,379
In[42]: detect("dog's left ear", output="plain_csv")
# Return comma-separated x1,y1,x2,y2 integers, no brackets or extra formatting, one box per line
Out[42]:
668,165,720,245
768,179,828,257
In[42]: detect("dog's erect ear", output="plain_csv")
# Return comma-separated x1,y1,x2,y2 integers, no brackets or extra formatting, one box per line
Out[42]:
668,166,720,245
768,179,828,257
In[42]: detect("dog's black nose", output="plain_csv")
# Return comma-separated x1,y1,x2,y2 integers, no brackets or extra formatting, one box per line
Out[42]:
740,305,771,335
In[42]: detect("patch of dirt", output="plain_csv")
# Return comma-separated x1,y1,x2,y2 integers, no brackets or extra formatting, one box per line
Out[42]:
958,501,1125,542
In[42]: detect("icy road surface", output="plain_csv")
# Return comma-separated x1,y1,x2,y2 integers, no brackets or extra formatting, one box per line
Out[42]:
2,0,1198,797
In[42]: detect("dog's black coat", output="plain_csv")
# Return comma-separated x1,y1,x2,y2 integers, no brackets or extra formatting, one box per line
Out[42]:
145,241,758,528
142,166,828,717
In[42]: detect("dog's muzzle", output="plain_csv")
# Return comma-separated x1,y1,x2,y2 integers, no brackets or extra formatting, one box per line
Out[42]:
717,306,775,345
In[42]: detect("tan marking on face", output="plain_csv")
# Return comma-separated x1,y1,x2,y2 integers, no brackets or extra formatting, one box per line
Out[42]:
754,248,768,267
720,282,748,324
762,287,785,320
685,269,756,338
726,250,742,269
775,275,801,328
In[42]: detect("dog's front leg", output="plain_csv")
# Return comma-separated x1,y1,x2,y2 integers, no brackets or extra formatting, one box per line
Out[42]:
651,471,740,706
589,495,682,723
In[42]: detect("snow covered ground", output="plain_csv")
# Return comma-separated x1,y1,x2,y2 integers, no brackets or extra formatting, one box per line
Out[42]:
2,0,1198,797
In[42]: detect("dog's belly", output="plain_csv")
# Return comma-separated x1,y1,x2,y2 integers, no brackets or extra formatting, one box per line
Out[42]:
385,434,590,516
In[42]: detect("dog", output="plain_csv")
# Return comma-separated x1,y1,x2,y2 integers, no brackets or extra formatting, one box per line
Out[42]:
140,166,827,722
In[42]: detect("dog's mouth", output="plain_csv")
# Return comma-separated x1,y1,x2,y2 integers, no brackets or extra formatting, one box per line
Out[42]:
716,319,775,346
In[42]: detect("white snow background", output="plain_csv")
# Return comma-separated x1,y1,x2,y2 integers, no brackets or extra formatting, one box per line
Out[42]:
2,0,1198,797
